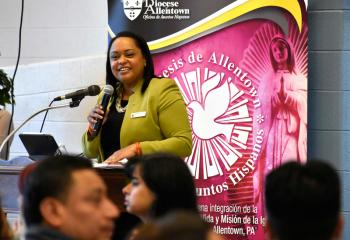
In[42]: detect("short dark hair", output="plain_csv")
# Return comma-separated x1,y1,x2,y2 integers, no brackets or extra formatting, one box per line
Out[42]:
265,160,341,240
106,31,156,94
22,155,93,225
155,211,209,240
125,153,198,218
133,211,209,240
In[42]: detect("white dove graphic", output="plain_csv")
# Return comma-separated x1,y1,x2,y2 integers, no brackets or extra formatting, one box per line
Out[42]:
188,74,234,141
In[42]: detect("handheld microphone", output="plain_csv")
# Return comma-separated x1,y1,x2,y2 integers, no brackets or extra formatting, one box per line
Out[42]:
91,85,114,137
53,85,101,101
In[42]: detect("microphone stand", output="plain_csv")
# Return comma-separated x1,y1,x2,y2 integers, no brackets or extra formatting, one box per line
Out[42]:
0,99,82,157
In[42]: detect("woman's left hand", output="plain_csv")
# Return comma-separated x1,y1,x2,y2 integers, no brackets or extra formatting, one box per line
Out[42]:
104,144,137,164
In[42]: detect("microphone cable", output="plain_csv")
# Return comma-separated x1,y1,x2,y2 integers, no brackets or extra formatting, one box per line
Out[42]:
6,0,24,159
39,99,55,133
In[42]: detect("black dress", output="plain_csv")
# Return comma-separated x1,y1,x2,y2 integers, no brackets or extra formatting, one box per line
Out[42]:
100,99,142,240
100,99,127,158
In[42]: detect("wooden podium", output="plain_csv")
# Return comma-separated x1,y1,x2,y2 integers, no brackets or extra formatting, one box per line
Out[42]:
95,166,128,211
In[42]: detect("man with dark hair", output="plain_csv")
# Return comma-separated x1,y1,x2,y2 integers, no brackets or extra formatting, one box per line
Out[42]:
132,211,223,240
265,160,343,240
22,155,119,240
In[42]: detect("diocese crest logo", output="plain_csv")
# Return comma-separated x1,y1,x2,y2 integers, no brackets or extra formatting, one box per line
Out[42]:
122,0,143,21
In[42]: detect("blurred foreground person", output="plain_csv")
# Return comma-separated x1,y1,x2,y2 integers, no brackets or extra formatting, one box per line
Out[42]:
132,211,223,240
22,155,120,240
265,160,343,240
113,153,198,240
122,153,198,222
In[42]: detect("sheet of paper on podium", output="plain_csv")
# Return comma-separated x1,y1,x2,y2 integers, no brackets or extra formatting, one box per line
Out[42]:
93,158,128,169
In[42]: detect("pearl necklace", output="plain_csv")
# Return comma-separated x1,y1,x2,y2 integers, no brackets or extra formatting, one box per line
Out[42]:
115,96,128,113
115,84,128,113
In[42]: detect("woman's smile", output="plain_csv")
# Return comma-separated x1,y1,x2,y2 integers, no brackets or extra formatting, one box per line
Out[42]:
110,37,146,88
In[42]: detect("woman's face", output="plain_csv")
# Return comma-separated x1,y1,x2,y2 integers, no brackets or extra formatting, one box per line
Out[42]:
271,41,289,64
109,37,146,88
122,165,156,221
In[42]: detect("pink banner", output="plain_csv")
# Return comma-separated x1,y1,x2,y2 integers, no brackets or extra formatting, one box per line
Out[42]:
153,15,307,240
108,0,308,239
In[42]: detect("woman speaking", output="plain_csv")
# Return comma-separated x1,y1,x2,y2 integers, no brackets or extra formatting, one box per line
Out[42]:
82,31,192,163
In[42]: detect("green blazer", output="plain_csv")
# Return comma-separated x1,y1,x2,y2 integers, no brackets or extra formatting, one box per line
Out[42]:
82,78,193,162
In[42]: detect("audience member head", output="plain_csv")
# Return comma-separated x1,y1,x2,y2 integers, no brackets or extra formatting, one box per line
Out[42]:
22,155,120,240
122,153,198,222
132,211,222,240
18,162,37,195
265,160,343,240
106,31,155,94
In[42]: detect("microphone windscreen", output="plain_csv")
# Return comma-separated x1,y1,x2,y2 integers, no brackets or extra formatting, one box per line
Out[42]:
103,85,114,95
88,85,101,96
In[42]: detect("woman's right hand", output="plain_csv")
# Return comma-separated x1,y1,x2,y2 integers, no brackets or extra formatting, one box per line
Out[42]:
87,104,105,127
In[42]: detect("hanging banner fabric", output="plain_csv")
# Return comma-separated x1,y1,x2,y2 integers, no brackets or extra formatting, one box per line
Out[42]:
108,0,308,239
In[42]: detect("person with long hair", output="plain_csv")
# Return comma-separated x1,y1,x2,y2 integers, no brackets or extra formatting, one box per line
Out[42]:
122,153,198,222
82,31,192,163
111,153,198,240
